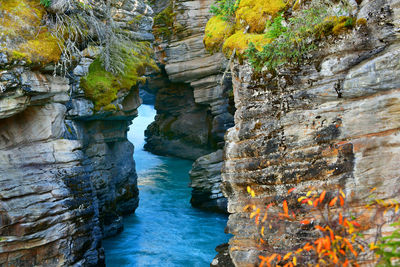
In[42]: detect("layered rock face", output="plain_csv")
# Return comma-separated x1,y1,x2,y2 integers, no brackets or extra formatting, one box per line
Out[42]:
0,73,105,266
146,0,234,212
0,0,153,265
222,0,400,265
189,150,227,212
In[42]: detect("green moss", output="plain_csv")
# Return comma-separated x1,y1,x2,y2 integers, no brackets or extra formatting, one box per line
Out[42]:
153,3,176,40
0,0,62,65
17,30,62,64
223,31,271,56
11,51,30,62
80,42,158,111
204,16,235,53
321,16,356,36
235,0,287,33
103,104,118,111
205,0,364,71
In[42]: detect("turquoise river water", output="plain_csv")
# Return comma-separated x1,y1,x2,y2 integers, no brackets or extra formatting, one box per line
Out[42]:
103,104,230,266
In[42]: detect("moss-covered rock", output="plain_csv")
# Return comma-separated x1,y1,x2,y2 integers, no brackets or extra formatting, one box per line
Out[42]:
204,0,366,70
0,0,62,65
235,0,286,33
80,42,158,111
203,0,284,55
222,31,271,56
204,16,235,53
153,2,175,40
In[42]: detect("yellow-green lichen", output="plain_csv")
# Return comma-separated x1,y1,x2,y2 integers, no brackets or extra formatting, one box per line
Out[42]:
235,0,287,33
80,42,158,111
18,31,62,64
204,16,235,53
356,18,367,26
205,0,364,71
222,31,271,56
0,0,62,65
103,104,118,111
312,15,358,39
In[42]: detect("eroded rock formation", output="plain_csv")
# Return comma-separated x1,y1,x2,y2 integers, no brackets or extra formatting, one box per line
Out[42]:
0,0,153,265
146,0,234,213
222,0,400,265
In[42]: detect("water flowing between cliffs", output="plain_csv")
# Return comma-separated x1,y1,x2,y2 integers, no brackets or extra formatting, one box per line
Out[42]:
103,104,230,266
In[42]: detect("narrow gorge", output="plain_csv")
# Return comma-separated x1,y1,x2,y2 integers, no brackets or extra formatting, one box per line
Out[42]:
0,0,399,266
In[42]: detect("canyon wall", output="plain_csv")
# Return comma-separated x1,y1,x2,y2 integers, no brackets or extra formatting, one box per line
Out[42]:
146,0,234,213
222,0,400,265
0,0,153,265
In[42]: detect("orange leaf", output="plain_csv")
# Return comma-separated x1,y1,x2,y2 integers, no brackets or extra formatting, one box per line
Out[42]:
319,190,326,202
259,255,268,267
316,241,322,253
313,199,319,207
339,195,345,206
300,220,310,225
351,221,361,227
304,244,314,252
332,254,339,264
339,212,343,224
315,225,325,231
288,188,295,194
283,252,292,261
325,236,331,250
329,229,334,241
370,187,376,193
329,196,338,207
301,198,310,204
344,238,357,257
283,200,289,216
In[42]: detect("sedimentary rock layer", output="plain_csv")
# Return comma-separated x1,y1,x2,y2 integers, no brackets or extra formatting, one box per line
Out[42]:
0,0,153,265
222,0,400,265
147,0,234,212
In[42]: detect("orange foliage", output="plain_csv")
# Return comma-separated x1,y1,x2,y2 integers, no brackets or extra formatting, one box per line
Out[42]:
244,186,400,266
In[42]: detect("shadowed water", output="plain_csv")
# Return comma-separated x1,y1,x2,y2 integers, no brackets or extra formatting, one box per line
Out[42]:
103,104,230,266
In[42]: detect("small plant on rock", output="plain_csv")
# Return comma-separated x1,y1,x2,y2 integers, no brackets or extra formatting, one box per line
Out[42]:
40,0,52,7
244,186,400,266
